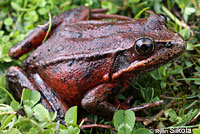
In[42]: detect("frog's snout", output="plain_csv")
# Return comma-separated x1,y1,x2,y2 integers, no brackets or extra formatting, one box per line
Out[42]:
164,36,186,60
172,36,186,51
165,39,185,49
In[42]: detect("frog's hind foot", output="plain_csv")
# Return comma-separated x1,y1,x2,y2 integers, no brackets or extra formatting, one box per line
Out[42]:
6,66,52,109
6,66,69,122
6,66,35,101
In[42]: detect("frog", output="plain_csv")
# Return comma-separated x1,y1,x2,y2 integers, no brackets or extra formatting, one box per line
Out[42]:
6,6,185,120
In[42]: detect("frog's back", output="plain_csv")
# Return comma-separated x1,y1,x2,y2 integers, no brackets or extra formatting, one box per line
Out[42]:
23,20,144,105
23,20,144,68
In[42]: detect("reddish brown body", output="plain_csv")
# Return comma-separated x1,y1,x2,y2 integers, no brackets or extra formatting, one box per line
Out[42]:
6,6,185,119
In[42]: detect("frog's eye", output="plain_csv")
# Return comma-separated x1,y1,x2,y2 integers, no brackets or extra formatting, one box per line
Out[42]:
134,38,154,56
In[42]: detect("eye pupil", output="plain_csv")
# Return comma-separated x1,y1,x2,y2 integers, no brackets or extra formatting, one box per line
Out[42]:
135,38,154,56
140,44,151,51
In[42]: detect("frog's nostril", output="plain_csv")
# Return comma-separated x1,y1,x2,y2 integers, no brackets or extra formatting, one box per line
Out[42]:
165,41,172,48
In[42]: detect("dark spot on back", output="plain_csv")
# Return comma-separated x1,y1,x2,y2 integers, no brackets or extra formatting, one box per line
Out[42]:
82,68,92,79
69,74,73,79
67,59,75,67
53,68,58,74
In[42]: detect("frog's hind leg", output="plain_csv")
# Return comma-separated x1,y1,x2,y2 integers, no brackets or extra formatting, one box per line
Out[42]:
9,6,91,59
90,12,133,20
91,8,108,13
31,73,69,120
90,7,132,20
6,66,69,121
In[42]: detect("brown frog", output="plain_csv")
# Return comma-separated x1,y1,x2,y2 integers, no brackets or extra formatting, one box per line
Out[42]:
6,6,185,120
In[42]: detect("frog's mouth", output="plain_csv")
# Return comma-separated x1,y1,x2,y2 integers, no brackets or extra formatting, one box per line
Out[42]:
111,35,186,80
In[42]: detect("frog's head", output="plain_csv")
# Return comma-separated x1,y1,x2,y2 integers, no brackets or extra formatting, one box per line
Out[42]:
111,13,186,80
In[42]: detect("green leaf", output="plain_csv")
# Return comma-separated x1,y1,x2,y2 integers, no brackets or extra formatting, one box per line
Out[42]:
11,2,23,11
195,66,200,72
0,114,16,129
11,2,35,12
24,11,39,22
3,128,21,134
193,125,200,134
178,78,200,85
24,105,33,118
184,7,196,22
0,104,14,113
21,89,41,108
4,18,13,26
133,128,152,134
49,111,57,121
60,126,80,134
178,108,184,117
179,28,190,40
134,7,150,19
0,31,4,37
65,106,78,125
37,0,47,7
160,81,166,88
101,1,118,14
38,8,49,15
173,109,200,126
168,110,178,122
0,86,15,101
197,9,200,15
33,104,50,121
10,101,21,111
13,117,34,131
68,126,80,134
186,42,194,50
113,110,135,134
194,44,200,47
84,0,93,7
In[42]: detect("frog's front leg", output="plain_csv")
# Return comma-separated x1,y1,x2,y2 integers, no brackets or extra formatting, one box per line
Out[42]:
82,83,164,120
81,83,130,119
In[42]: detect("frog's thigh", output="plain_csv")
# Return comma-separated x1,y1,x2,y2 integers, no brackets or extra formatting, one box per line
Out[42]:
31,73,69,119
81,83,124,119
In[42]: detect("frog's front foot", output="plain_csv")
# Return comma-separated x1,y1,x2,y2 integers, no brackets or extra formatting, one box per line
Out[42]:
81,83,135,119
81,83,119,119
